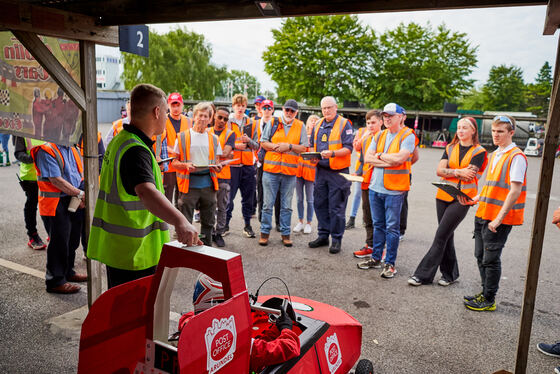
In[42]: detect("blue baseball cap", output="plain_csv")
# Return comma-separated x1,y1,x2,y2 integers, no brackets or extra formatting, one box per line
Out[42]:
254,95,266,104
382,103,406,115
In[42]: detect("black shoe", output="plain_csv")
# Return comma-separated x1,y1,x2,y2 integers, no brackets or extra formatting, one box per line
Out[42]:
243,225,256,238
463,291,483,303
222,225,230,236
201,236,212,246
329,241,341,254
276,224,281,232
464,295,496,311
537,342,560,358
345,217,355,229
213,234,225,247
308,236,329,248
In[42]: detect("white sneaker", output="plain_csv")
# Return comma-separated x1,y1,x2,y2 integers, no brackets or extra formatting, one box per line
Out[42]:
303,223,312,234
293,222,304,233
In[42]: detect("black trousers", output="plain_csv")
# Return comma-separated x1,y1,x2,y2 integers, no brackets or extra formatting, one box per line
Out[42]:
474,216,512,302
19,180,41,237
106,265,157,289
413,199,469,283
43,196,83,289
361,189,373,247
400,191,408,235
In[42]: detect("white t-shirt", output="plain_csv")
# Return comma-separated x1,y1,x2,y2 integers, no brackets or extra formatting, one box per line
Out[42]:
490,142,527,183
173,129,222,165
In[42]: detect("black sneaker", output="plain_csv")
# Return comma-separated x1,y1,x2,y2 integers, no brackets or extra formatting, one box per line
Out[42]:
213,234,225,247
537,342,560,358
464,295,496,311
345,216,355,229
463,291,483,303
243,225,256,238
28,233,47,250
329,241,341,254
308,236,329,248
222,225,230,236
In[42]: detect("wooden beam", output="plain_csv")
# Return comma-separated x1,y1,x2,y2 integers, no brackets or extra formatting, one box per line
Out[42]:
79,40,103,307
514,34,560,374
544,0,560,35
0,1,118,46
11,30,86,112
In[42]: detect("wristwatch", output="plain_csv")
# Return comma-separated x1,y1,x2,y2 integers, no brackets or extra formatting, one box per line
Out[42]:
289,144,293,151
331,150,335,158
77,190,85,199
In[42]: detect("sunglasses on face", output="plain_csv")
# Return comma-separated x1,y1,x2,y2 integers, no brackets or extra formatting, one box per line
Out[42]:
263,106,273,111
216,115,228,121
493,115,515,130
284,108,296,113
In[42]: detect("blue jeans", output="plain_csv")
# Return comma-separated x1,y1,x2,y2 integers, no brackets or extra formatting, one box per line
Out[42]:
296,177,314,223
370,190,405,266
261,172,296,236
0,133,10,153
350,181,362,218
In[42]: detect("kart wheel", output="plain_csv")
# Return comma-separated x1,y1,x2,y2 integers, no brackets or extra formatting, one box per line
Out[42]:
355,359,374,374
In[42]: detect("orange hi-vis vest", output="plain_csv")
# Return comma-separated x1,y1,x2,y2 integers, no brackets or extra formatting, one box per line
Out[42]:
31,143,84,217
353,127,366,174
296,145,316,182
360,133,375,190
111,118,124,137
209,127,235,180
175,130,219,194
263,119,303,176
232,116,257,166
313,115,351,170
375,126,414,191
165,115,193,173
436,143,487,202
476,147,527,226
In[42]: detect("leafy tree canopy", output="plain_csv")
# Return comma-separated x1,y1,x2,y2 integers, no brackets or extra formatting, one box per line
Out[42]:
482,64,526,112
525,61,552,117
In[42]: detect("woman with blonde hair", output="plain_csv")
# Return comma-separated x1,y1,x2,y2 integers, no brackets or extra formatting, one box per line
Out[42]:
408,117,487,287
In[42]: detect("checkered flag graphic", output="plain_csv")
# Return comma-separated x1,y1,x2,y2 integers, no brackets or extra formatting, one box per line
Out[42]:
0,89,9,106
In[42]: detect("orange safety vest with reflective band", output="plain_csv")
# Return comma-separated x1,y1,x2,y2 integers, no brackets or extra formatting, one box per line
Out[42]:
360,133,375,190
313,116,351,170
111,118,124,137
232,117,257,166
475,147,527,226
353,127,366,174
209,127,235,180
375,127,413,192
165,115,193,173
31,143,83,217
296,146,316,182
436,143,487,202
175,130,219,193
263,119,303,176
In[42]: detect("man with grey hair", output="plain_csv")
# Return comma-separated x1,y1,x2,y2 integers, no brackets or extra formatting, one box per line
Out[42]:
171,102,223,246
308,96,354,254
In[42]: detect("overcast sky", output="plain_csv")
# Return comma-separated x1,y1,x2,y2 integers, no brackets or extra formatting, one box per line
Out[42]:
99,5,558,94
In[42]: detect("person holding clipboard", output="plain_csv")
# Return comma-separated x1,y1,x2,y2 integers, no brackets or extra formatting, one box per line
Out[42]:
408,117,487,287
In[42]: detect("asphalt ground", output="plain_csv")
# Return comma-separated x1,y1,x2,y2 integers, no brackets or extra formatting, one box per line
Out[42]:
1,125,560,373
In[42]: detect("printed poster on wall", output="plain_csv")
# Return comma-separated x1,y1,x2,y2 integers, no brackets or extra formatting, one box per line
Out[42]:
0,32,81,146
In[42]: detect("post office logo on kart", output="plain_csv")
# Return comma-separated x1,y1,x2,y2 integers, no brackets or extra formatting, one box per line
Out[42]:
324,332,342,374
204,315,237,374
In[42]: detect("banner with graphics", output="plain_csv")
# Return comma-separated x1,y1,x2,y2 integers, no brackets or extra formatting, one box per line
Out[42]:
0,32,81,146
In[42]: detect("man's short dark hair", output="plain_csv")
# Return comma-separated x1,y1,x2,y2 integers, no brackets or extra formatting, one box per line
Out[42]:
366,109,382,121
130,84,166,120
216,106,230,114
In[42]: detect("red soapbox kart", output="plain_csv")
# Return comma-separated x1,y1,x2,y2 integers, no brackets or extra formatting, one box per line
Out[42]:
78,242,373,374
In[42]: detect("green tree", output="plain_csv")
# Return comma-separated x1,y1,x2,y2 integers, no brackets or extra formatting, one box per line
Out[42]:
525,61,552,117
374,22,477,111
458,87,485,110
482,64,526,111
263,15,378,106
122,28,227,99
216,69,261,99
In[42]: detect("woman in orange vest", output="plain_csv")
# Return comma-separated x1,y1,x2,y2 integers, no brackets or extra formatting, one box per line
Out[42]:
352,110,383,259
294,114,320,235
408,117,487,287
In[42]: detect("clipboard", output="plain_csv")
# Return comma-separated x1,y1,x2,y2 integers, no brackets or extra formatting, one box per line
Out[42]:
157,157,175,165
301,152,322,160
340,173,364,183
432,182,473,201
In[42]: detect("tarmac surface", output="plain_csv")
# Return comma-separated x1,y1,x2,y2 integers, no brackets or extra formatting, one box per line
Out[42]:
1,125,560,373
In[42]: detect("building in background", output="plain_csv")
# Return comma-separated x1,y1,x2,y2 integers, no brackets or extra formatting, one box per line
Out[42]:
96,54,123,90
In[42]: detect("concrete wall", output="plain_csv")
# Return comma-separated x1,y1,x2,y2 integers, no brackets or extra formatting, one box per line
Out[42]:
97,90,129,123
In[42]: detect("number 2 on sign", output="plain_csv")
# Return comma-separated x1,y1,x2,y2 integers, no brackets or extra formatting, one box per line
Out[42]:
137,31,144,48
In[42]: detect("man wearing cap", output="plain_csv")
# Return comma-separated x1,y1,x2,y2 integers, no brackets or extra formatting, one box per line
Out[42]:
357,103,416,278
163,92,192,205
226,94,259,238
259,99,307,246
308,96,354,254
253,95,266,120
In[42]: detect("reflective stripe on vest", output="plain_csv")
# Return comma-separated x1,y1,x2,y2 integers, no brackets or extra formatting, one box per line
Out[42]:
232,117,256,166
263,119,303,176
376,127,413,191
20,138,45,181
87,130,169,271
353,127,366,173
165,115,192,173
361,134,375,190
475,147,527,225
176,130,219,193
210,127,234,180
436,143,486,202
296,146,316,182
313,115,351,170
